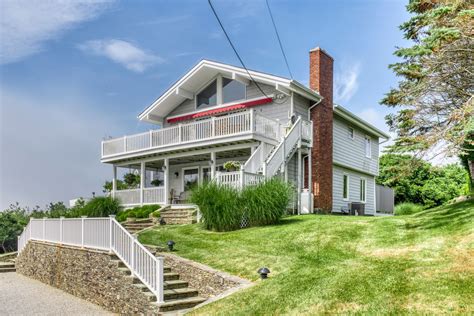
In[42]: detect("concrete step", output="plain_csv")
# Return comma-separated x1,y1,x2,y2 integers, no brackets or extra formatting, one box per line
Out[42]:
160,214,193,219
154,296,207,313
164,288,198,301
115,262,171,273
164,280,189,290
0,267,16,273
123,223,155,228
164,272,180,281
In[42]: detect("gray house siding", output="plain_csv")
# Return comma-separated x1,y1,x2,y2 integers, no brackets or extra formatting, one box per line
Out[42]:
333,165,376,215
293,93,311,120
333,115,379,176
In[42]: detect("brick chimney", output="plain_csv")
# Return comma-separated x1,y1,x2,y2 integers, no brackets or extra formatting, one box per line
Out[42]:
309,47,333,212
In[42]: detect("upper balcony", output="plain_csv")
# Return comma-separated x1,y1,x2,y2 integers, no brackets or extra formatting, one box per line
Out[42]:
101,110,293,163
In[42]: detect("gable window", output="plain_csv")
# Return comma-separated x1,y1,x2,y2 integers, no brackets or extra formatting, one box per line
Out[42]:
360,178,366,203
196,79,217,109
223,77,246,103
365,136,371,158
343,174,349,200
348,127,354,139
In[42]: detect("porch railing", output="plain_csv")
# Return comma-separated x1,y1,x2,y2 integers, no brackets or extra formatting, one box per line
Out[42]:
113,187,165,206
102,110,282,158
215,170,265,189
17,216,164,303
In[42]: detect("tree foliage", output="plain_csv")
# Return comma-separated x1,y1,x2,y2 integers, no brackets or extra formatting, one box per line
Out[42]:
381,0,474,159
377,154,469,207
103,172,140,193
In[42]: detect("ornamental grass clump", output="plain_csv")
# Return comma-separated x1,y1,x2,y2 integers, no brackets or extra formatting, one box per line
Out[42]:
190,182,242,231
241,179,291,226
190,179,291,231
395,202,424,215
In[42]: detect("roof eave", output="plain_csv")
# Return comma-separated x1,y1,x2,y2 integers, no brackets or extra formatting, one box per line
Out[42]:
334,104,390,140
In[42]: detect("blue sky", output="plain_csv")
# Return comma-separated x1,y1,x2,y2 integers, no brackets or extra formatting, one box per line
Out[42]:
0,0,410,209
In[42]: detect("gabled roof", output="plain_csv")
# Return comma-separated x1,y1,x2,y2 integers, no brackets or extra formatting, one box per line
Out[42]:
334,104,390,140
138,59,322,124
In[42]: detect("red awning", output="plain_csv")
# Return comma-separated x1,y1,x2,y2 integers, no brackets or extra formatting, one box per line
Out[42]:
167,97,273,123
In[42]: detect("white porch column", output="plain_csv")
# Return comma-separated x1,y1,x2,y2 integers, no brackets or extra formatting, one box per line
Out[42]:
210,152,216,180
164,158,169,204
297,144,302,215
140,162,145,206
112,165,117,199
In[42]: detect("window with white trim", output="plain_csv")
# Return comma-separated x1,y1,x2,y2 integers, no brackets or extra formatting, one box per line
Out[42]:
360,178,366,203
222,77,246,103
365,136,372,158
196,79,218,109
343,174,349,200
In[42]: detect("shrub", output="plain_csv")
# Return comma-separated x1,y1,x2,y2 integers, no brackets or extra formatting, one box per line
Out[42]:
81,197,122,217
190,182,242,231
395,203,424,215
191,179,291,231
116,204,160,222
241,179,291,226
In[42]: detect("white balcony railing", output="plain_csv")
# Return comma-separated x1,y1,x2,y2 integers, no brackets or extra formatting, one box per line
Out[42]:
113,187,165,206
102,111,283,158
18,216,164,303
215,170,265,189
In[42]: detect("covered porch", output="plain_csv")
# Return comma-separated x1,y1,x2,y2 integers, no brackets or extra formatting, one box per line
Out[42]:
110,145,255,207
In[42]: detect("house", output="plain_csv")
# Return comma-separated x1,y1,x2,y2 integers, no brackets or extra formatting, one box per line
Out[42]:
100,47,389,215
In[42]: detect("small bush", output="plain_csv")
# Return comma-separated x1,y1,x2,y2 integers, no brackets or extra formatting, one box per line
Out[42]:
82,197,122,217
190,182,242,231
191,179,291,231
116,204,160,222
395,203,424,215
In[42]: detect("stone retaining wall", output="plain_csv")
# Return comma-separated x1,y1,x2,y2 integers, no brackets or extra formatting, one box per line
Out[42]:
16,241,156,314
159,252,252,299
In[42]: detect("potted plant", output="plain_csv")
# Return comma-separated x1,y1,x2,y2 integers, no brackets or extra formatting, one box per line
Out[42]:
223,161,241,172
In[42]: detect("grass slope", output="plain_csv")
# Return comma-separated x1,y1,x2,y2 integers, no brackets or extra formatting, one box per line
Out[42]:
140,201,474,315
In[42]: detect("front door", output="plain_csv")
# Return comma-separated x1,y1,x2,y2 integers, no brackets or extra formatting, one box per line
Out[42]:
183,167,199,192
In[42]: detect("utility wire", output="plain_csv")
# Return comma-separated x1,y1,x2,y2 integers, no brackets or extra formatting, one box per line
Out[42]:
208,0,269,99
266,0,293,79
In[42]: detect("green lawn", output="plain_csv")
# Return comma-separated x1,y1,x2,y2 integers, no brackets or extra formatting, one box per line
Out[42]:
139,201,474,315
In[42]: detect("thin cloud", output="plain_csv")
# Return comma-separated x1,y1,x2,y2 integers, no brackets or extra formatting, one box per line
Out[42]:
138,15,190,26
78,39,164,73
0,0,113,64
334,62,361,103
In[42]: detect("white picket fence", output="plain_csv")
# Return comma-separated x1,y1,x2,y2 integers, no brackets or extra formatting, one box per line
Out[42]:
17,216,164,303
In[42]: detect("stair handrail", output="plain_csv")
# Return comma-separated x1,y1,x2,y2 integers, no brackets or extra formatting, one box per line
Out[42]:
17,216,164,303
264,116,302,177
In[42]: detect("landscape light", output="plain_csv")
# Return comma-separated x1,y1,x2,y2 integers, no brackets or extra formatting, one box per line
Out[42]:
167,240,175,251
258,267,270,279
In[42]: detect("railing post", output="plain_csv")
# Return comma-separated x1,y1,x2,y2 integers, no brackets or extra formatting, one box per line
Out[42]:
211,117,216,137
131,235,136,277
156,257,164,303
109,215,115,252
239,169,245,189
140,162,145,206
250,110,255,133
123,135,127,153
60,216,64,243
81,216,87,248
149,130,153,147
178,124,182,143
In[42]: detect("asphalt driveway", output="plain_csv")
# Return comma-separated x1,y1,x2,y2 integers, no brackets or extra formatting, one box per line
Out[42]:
0,272,113,315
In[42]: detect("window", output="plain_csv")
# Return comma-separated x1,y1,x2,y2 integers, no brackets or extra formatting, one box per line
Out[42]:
360,178,366,202
183,168,199,191
365,136,371,158
222,77,246,103
348,127,354,139
196,79,217,109
196,76,246,109
343,174,349,200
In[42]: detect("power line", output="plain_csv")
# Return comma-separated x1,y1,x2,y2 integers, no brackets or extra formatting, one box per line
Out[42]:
266,0,293,79
207,0,269,99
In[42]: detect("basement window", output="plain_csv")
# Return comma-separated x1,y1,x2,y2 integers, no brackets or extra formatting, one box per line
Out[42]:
360,178,366,203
